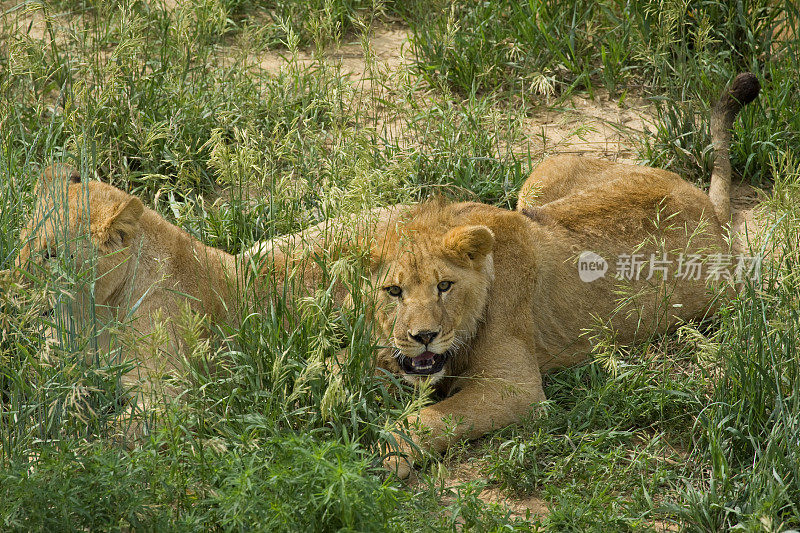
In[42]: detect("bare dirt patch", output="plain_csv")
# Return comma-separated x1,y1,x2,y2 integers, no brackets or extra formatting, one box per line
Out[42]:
254,23,412,82
431,459,551,521
477,486,550,518
522,90,654,163
3,1,51,41
2,0,80,45
331,26,412,78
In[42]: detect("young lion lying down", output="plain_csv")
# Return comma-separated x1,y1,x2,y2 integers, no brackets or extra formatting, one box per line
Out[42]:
250,73,760,478
12,164,248,398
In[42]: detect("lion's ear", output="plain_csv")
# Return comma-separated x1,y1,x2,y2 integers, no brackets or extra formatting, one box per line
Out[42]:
93,197,144,250
36,164,81,195
443,225,494,264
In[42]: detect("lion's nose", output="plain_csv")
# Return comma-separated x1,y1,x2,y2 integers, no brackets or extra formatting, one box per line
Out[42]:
409,330,439,346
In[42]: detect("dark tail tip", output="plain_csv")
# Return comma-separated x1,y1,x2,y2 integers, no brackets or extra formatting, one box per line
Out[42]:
718,72,760,113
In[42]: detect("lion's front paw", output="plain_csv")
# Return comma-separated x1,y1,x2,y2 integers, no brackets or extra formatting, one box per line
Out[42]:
383,436,417,480
383,452,414,480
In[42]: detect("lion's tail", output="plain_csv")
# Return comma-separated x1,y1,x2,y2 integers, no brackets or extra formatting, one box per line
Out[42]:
708,72,760,222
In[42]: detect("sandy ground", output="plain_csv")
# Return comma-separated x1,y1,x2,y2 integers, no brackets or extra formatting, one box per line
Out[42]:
256,25,412,77
521,90,653,163
3,1,47,40
439,459,550,520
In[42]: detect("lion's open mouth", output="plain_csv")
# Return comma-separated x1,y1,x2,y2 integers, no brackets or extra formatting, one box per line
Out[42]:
396,350,449,376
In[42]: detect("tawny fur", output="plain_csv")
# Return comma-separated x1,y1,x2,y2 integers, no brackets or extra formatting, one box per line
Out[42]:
15,164,245,392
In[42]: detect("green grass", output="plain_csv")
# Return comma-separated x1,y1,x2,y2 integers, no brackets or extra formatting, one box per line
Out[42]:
410,0,800,186
2,0,800,530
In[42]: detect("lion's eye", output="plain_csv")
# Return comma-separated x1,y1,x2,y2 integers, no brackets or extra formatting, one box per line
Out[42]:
40,247,56,261
385,285,403,298
437,280,453,293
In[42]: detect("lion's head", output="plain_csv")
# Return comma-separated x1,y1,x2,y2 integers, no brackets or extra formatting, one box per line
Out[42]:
370,204,495,384
15,164,144,311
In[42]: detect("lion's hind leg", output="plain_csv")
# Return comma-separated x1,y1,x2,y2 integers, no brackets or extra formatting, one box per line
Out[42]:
517,155,620,211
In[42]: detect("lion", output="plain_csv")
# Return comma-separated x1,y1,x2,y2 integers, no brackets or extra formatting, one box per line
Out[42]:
11,164,246,396
252,73,760,478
